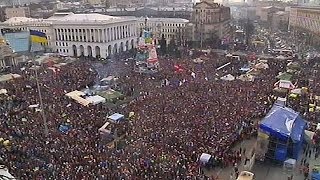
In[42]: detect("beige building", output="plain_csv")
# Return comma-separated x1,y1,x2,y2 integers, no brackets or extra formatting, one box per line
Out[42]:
289,6,320,45
5,6,30,19
137,17,189,44
107,0,145,7
0,13,139,58
83,0,102,5
271,11,289,31
191,0,231,48
0,38,17,68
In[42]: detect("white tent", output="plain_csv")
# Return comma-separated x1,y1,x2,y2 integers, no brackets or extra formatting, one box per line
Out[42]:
0,165,16,179
199,153,211,164
238,74,254,82
99,121,111,135
65,91,90,106
193,58,203,63
274,80,295,89
275,97,286,107
255,62,269,69
291,88,302,95
108,113,125,123
0,89,7,95
28,104,39,108
66,90,85,98
276,55,290,60
220,74,235,81
86,95,106,105
101,76,115,82
0,74,21,82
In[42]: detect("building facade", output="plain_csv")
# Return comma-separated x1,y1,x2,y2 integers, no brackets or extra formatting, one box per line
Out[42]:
0,40,17,68
0,13,138,58
271,11,289,31
5,6,30,19
137,17,189,44
191,0,231,47
83,0,102,6
289,6,320,45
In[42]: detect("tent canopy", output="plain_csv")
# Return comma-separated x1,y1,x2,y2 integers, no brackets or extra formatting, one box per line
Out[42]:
260,106,306,142
255,62,269,69
0,89,7,94
0,74,21,82
199,153,211,163
108,113,125,122
276,72,292,81
85,95,106,105
220,74,235,81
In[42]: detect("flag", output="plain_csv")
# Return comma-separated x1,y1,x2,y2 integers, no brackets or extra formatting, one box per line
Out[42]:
30,30,48,44
174,64,184,73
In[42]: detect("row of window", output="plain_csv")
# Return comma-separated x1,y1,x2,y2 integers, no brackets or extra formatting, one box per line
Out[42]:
297,18,320,32
57,49,69,53
140,22,186,27
54,25,136,43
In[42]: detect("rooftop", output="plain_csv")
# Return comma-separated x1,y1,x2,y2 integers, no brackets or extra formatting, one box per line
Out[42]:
49,13,120,22
0,13,137,26
137,17,189,23
3,17,44,24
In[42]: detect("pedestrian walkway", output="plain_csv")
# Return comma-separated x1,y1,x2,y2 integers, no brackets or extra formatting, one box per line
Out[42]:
206,138,257,179
252,144,319,180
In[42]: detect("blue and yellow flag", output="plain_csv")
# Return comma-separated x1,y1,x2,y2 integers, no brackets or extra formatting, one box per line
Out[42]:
30,30,47,44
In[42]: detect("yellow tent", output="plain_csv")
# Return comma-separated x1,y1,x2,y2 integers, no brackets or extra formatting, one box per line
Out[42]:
289,94,298,98
3,140,10,146
129,112,135,118
309,103,316,108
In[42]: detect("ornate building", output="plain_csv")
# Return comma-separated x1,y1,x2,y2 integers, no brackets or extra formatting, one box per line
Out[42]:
0,13,138,58
191,0,231,47
137,17,189,44
289,6,320,46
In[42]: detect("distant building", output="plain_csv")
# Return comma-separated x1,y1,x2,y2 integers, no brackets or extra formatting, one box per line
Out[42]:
137,17,189,44
0,13,139,58
5,6,30,19
0,7,5,22
231,5,257,20
0,37,17,68
289,6,320,46
191,0,231,47
258,6,284,22
271,11,289,31
104,6,192,19
83,0,102,5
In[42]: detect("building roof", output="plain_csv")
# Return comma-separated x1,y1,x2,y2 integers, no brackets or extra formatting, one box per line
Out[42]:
275,11,288,15
55,13,120,22
0,13,136,26
4,17,39,24
138,17,189,23
46,13,136,25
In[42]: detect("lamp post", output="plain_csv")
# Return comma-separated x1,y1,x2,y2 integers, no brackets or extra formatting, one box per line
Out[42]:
200,22,204,49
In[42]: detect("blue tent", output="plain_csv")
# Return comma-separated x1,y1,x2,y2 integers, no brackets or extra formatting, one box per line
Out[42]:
260,106,307,161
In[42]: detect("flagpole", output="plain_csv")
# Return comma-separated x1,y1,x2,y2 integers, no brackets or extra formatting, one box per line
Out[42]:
30,36,49,138
33,56,49,138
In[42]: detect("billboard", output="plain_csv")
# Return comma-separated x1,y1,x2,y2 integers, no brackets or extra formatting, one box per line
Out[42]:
3,31,30,53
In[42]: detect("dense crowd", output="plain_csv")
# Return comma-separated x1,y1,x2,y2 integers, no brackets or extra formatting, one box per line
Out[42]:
0,51,293,179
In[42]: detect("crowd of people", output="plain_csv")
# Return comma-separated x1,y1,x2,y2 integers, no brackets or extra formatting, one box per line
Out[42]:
0,49,300,179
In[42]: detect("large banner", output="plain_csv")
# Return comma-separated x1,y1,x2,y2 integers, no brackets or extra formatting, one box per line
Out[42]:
3,31,30,53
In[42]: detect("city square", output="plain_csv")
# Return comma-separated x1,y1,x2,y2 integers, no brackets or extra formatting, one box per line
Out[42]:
0,0,320,180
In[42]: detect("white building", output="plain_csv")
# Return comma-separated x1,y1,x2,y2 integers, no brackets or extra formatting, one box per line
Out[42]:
137,17,189,43
0,13,138,58
5,6,30,19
